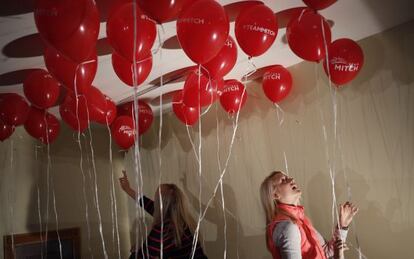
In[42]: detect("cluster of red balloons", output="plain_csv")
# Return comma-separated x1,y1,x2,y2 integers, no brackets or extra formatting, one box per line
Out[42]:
58,86,117,132
107,2,156,87
0,94,29,141
21,70,61,143
111,101,154,149
285,1,363,86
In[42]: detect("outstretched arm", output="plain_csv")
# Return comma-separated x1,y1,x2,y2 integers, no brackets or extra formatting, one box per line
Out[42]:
119,170,138,200
119,170,154,215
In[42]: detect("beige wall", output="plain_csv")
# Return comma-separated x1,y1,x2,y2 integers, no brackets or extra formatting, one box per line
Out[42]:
1,20,413,259
0,125,131,259
127,20,414,259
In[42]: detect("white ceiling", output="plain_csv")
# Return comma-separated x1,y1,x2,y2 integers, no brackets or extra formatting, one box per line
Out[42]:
1,0,413,116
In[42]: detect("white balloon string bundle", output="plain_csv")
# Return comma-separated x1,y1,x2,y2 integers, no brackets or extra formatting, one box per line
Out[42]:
84,104,109,259
131,1,150,258
34,145,45,258
43,115,63,259
106,115,122,259
8,140,15,256
156,22,166,259
320,16,364,258
190,58,250,259
215,103,228,259
72,67,94,257
189,64,204,258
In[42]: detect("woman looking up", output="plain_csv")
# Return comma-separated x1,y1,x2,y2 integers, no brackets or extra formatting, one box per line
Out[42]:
119,170,208,259
260,171,358,259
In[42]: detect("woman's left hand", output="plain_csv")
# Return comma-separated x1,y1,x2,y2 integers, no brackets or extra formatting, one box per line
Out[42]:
339,201,359,228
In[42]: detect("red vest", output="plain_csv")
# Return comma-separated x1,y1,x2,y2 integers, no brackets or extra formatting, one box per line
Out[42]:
266,203,327,259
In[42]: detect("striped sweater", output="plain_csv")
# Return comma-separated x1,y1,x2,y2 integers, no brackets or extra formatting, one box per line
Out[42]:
129,196,208,259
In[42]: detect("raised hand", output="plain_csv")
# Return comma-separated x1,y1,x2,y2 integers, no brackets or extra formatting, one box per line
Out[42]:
339,201,359,228
119,170,136,199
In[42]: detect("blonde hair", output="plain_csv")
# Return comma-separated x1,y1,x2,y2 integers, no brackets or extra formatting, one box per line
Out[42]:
153,184,196,247
260,171,297,224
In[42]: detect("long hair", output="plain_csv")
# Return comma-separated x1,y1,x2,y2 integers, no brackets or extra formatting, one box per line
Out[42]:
260,171,298,224
260,171,297,251
152,184,196,247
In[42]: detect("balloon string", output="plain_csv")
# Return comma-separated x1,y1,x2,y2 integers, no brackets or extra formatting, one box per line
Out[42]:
191,66,247,259
321,16,363,257
8,139,15,257
78,132,94,258
245,57,258,80
215,103,228,259
73,61,94,259
273,103,285,126
106,117,122,259
34,145,45,258
157,22,166,259
131,2,150,258
83,103,109,259
43,114,64,259
298,8,307,22
150,21,166,57
191,64,204,258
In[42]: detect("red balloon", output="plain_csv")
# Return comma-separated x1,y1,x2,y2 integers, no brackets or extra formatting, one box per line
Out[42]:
35,0,99,62
235,4,278,57
34,0,85,45
202,36,237,79
84,86,108,123
104,97,117,125
61,93,89,121
112,52,152,87
107,2,156,61
172,90,199,126
138,0,193,24
23,69,60,109
0,93,30,126
116,101,153,135
85,89,117,125
24,107,60,144
44,46,97,94
262,65,293,103
287,9,331,62
0,119,14,141
183,69,219,107
220,79,247,114
323,38,364,86
177,0,229,64
303,0,337,10
111,115,135,149
59,103,89,132
137,101,153,135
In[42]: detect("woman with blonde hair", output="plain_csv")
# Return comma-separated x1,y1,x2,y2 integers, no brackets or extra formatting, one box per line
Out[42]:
119,170,207,258
260,171,358,259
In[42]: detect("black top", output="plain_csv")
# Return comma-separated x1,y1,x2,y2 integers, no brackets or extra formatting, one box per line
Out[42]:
130,196,208,259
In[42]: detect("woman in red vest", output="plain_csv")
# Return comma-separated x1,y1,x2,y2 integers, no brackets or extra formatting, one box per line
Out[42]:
260,171,358,259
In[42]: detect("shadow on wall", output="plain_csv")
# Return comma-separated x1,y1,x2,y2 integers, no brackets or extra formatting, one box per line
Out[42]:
180,172,266,259
306,167,414,259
